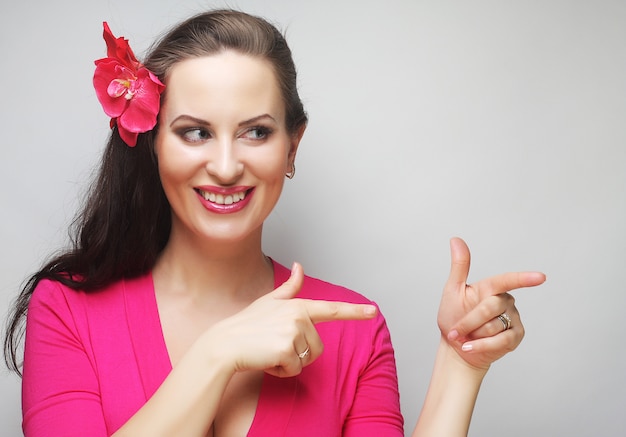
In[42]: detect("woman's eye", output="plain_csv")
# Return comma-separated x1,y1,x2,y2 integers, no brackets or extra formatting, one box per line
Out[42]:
181,128,210,143
243,126,272,141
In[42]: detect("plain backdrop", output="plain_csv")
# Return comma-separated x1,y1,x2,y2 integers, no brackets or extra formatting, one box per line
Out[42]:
1,0,625,436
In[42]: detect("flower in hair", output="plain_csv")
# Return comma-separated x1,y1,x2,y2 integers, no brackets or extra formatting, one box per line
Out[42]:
93,22,164,147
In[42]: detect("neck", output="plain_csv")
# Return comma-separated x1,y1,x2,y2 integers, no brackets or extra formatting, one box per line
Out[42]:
153,224,274,302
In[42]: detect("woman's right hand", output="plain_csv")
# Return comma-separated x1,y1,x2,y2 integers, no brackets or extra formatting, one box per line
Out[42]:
205,263,377,378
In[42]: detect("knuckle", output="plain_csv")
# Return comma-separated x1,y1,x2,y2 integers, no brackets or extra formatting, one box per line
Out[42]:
478,301,496,319
487,320,500,335
277,344,293,360
489,295,504,310
327,302,340,318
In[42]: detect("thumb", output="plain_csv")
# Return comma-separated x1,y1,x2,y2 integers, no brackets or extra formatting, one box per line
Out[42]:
271,262,305,300
447,237,471,288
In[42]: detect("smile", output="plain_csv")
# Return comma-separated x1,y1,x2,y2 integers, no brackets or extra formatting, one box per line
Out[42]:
197,189,247,205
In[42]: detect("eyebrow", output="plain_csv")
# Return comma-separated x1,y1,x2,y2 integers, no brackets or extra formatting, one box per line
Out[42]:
169,113,277,127
239,114,277,126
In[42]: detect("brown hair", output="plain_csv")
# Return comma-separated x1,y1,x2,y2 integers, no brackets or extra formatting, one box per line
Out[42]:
4,9,308,375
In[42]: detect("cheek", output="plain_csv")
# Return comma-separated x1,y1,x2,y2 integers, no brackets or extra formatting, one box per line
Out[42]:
155,137,199,193
257,154,288,178
249,141,291,179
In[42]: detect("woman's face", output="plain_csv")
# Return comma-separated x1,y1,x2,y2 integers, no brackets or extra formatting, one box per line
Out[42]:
155,51,303,246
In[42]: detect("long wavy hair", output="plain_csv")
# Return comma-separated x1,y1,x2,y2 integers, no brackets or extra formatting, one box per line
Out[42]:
4,9,308,375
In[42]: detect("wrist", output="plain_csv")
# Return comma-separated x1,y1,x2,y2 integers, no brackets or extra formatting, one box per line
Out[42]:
440,336,490,378
195,324,238,378
412,338,488,436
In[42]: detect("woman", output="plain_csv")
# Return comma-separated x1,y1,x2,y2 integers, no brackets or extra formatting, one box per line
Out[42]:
4,9,545,436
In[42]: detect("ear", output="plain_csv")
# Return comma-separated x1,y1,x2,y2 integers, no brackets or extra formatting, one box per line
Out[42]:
288,123,306,163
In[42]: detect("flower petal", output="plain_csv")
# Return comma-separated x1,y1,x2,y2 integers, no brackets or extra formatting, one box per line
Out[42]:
117,123,139,147
93,59,129,117
107,80,129,98
117,69,164,133
102,22,139,69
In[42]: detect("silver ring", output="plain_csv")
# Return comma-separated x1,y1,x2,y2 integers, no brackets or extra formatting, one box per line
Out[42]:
497,313,512,331
297,346,310,359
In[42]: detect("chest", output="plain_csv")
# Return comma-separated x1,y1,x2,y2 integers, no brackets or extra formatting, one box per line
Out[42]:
161,307,264,436
209,371,264,437
90,285,362,436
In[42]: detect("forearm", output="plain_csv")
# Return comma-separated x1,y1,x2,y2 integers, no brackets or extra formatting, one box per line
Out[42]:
411,338,488,437
112,332,234,437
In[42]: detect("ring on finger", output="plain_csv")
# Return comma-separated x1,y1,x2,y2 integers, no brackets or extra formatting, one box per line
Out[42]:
497,313,512,331
297,346,310,359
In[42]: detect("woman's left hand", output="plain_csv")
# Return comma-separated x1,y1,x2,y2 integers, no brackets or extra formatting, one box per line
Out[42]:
437,237,546,370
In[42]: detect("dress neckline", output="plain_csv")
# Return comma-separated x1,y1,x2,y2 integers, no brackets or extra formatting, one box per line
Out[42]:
122,260,297,436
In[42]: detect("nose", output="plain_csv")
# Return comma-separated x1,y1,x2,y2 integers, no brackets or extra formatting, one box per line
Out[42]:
204,139,244,184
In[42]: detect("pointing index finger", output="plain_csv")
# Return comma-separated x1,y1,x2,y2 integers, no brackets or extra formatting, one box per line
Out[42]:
304,299,378,324
476,271,547,296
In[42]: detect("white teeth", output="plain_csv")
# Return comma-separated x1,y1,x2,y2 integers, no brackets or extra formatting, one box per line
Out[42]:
199,189,246,205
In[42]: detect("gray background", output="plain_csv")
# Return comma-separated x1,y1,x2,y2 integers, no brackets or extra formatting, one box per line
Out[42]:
1,0,625,436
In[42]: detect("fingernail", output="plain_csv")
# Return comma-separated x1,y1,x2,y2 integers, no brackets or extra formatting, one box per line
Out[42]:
364,305,377,316
461,343,473,352
448,330,459,341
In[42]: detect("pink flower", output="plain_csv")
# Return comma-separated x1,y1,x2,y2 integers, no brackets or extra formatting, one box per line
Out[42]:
93,22,164,147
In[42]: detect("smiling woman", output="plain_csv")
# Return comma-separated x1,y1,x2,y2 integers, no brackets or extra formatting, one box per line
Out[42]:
155,49,294,233
156,53,298,238
3,8,545,437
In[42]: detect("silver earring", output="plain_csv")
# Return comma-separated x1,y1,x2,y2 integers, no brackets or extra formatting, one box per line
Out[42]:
285,163,295,179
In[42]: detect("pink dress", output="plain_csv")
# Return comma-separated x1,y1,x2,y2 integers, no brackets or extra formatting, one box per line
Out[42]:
22,261,404,436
